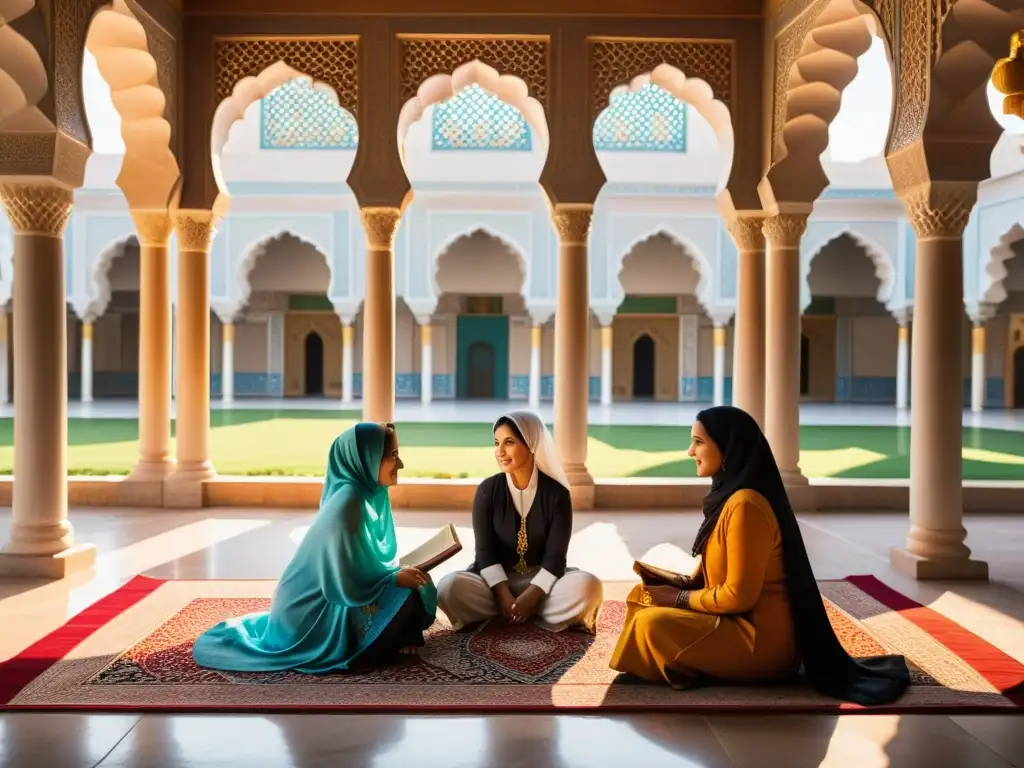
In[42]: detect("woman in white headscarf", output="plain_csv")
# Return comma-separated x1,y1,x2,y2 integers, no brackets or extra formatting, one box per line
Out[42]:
437,410,603,633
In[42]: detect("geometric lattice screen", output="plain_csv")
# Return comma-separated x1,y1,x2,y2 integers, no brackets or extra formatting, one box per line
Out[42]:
593,83,687,152
431,84,532,151
260,77,359,150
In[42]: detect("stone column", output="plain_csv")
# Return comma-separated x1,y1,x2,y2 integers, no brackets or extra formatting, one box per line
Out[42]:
221,320,235,405
713,325,727,406
727,217,766,427
359,208,401,423
551,204,594,508
528,324,542,407
970,322,985,413
165,211,217,507
420,321,433,405
0,182,95,577
341,319,354,405
600,323,613,406
891,183,987,580
896,322,910,410
762,213,809,485
124,211,175,501
80,320,94,403
0,308,8,406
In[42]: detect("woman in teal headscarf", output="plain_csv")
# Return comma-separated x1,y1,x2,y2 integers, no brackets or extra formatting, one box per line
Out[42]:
193,423,437,673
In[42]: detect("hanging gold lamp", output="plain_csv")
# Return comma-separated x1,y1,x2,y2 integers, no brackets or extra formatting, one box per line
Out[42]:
992,31,1024,120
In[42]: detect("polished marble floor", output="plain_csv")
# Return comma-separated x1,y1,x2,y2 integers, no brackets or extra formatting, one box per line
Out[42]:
12,399,1024,431
2,506,1023,767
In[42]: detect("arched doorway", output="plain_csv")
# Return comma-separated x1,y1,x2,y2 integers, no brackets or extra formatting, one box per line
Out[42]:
800,335,810,396
1014,347,1024,409
304,332,324,395
633,334,655,399
466,342,496,399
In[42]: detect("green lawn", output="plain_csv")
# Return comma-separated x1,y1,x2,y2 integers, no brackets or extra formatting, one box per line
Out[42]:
0,410,1022,479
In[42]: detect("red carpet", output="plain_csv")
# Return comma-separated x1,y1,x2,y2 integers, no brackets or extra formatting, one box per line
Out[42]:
1,575,1022,713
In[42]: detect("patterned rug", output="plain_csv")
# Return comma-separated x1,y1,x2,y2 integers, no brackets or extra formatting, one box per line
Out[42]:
2,575,1023,713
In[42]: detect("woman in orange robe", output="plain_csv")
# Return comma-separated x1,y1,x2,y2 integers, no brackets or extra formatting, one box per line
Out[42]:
610,406,909,705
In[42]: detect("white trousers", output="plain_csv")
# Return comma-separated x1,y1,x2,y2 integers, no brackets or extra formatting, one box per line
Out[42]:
437,567,603,633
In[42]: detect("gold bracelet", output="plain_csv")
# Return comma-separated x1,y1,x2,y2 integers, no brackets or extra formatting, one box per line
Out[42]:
674,590,690,610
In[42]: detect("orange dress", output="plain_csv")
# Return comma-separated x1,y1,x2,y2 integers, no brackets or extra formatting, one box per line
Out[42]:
609,489,800,687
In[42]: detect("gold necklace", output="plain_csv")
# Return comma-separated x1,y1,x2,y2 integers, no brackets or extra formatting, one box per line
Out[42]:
514,486,530,574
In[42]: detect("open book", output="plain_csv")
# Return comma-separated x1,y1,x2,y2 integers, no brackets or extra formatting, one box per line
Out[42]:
399,523,462,573
633,560,691,590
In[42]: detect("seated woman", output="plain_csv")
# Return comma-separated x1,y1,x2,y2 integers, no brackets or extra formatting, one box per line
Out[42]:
610,406,910,705
437,410,603,633
193,422,437,674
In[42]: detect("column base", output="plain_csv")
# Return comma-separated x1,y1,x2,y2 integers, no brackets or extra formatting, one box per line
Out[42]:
564,464,595,511
0,544,97,579
890,547,989,581
121,458,176,506
164,461,215,509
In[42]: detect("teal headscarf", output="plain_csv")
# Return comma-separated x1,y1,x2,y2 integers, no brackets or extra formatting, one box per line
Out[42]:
317,423,400,603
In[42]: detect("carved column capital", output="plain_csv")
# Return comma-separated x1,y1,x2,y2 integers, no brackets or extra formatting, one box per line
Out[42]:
131,210,174,248
551,204,593,246
360,207,403,250
726,216,766,251
762,213,809,248
900,182,978,240
0,183,74,238
173,210,218,252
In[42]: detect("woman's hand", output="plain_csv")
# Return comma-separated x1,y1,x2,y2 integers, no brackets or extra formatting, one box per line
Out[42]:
396,567,430,590
493,582,516,620
645,585,685,608
511,585,544,623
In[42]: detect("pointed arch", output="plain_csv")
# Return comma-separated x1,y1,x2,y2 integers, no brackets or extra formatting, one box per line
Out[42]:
211,63,355,216
614,226,714,313
397,60,549,152
599,65,734,197
85,234,138,320
432,225,529,302
982,223,1024,306
803,227,895,309
235,228,334,314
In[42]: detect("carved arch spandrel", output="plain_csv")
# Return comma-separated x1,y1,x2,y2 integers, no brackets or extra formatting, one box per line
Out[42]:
214,37,359,118
398,35,549,108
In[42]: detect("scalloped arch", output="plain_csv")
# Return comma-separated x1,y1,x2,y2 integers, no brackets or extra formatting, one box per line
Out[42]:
211,64,354,217
86,234,138,320
0,1,52,130
397,60,549,156
982,223,1024,306
803,227,895,309
432,225,529,307
614,227,714,314
600,64,735,199
765,0,891,206
86,2,179,208
234,228,334,316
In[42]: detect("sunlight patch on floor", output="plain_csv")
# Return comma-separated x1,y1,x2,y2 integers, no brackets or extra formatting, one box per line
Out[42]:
797,447,888,476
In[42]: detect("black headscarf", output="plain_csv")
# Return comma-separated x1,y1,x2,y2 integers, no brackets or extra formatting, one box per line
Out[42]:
693,406,910,706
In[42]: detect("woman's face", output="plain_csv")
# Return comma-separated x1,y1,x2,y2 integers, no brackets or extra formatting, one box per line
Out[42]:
377,429,404,487
688,419,724,478
494,423,531,475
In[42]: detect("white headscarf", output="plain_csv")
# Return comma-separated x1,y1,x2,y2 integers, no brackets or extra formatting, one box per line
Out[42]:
494,410,571,490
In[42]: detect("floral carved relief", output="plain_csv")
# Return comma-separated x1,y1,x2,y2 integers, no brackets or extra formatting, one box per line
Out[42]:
173,211,218,253
399,37,548,107
726,216,766,251
762,213,809,248
132,211,174,248
551,205,593,246
215,38,359,117
589,39,733,121
0,184,75,237
888,0,931,153
359,208,403,250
